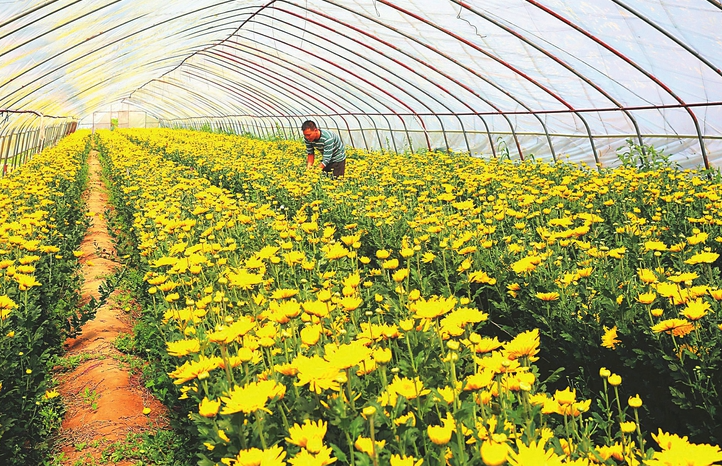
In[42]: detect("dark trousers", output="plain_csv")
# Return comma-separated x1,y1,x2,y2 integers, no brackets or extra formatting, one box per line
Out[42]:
322,159,346,178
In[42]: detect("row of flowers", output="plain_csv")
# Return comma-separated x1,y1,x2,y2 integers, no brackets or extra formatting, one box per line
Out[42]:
127,128,722,444
0,130,93,465
98,127,722,466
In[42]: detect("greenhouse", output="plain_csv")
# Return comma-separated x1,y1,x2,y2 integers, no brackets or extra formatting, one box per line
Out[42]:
1,1,722,466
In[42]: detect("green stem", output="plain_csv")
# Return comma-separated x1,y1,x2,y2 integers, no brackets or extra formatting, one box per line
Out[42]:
369,415,379,466
440,249,452,296
633,408,645,453
405,333,418,376
346,368,356,411
563,412,573,456
255,412,268,449
345,430,356,466
601,379,613,443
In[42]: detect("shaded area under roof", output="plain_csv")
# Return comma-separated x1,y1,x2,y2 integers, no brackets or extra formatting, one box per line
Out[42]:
2,0,722,168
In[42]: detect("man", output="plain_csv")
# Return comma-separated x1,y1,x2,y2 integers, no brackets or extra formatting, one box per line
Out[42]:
302,120,346,178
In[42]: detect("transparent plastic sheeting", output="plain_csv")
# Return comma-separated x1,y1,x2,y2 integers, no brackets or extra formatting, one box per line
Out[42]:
2,1,722,169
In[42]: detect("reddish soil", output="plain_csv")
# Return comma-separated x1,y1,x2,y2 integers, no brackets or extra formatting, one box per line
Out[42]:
52,150,168,465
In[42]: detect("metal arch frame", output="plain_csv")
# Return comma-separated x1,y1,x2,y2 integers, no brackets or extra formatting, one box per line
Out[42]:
269,6,466,153
371,0,598,162
524,0,710,169
62,50,193,110
2,1,247,112
178,70,280,129
169,7,361,144
280,4,491,155
162,4,336,145
178,65,306,135
181,63,295,120
140,79,233,119
0,1,122,61
453,0,647,163
320,0,548,160
610,0,722,160
300,6,498,157
169,46,368,148
132,7,415,153
130,0,280,101
122,93,192,123
0,109,76,174
228,26,420,153
194,49,367,148
191,54,342,141
219,36,403,154
0,1,84,43
155,65,317,140
133,25,390,150
1,0,719,166
211,45,379,150
194,6,486,155
1,14,168,111
159,4,264,42
144,0,718,164
611,0,722,77
0,1,62,31
0,7,147,102
204,46,376,150
137,81,229,119
248,11,442,152
193,6,448,152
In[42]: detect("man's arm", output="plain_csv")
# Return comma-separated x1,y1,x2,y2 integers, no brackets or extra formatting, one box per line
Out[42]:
305,139,315,169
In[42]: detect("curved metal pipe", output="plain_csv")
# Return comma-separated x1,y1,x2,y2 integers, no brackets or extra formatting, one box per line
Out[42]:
214,39,389,149
525,0,709,168
195,50,360,148
149,43,371,146
178,66,309,137
454,1,651,162
230,29,415,153
269,7,462,152
131,0,279,100
181,64,306,119
319,0,536,158
372,0,598,161
252,12,441,151
0,1,122,61
294,0,492,154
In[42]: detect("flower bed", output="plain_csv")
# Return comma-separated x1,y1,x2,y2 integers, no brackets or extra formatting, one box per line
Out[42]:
98,128,722,465
0,130,93,465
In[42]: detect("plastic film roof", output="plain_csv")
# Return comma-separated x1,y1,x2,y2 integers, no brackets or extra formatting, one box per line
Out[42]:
2,0,722,167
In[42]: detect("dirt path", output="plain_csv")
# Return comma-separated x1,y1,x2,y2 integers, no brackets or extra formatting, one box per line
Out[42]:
52,150,167,465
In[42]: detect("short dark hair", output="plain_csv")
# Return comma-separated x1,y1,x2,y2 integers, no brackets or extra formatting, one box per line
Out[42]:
301,120,317,131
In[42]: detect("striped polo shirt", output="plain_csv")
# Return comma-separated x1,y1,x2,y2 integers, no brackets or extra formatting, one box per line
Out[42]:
305,129,346,166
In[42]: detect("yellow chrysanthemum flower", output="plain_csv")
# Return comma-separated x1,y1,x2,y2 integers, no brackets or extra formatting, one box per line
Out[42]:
166,339,201,357
601,325,620,349
220,379,285,415
286,419,328,453
503,328,540,362
508,439,563,466
354,436,386,456
651,318,695,337
198,397,221,417
685,251,720,265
